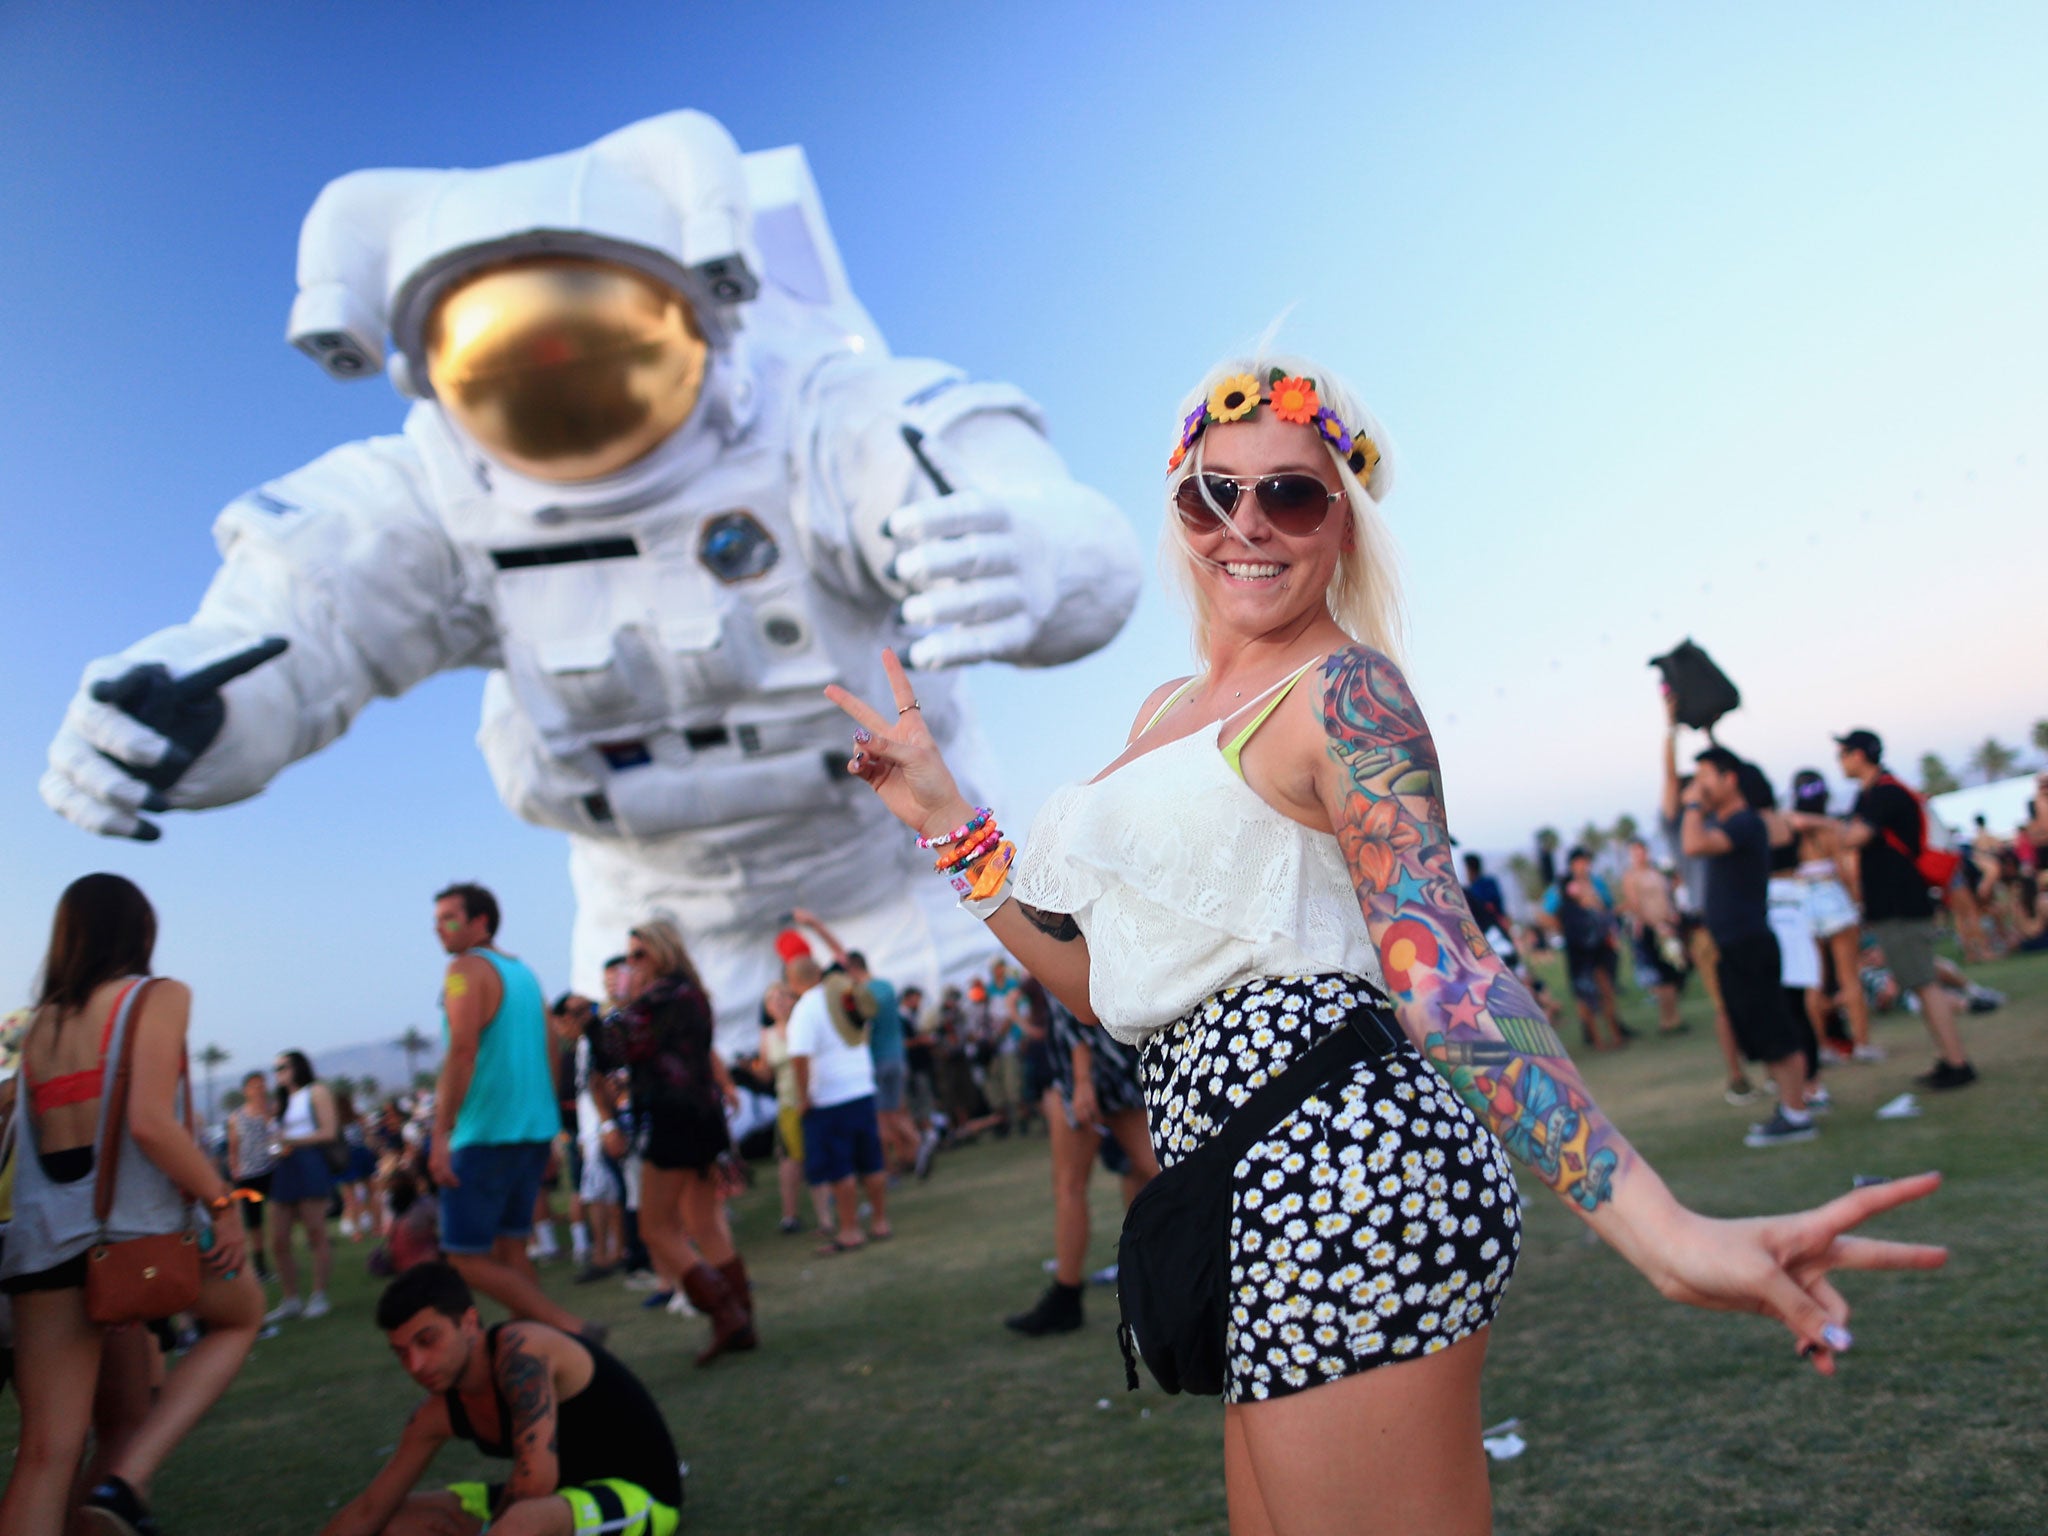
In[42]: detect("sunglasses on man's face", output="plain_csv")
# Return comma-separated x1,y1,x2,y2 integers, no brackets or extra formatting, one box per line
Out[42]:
1174,472,1341,537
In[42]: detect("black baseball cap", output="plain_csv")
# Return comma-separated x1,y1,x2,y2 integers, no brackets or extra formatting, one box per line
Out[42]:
1834,729,1882,760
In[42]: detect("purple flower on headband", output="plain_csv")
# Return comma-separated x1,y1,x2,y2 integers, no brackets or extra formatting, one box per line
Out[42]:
1181,406,1206,443
1314,407,1352,454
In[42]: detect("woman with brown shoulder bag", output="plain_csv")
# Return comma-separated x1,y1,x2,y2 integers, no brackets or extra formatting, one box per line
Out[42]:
0,873,262,1536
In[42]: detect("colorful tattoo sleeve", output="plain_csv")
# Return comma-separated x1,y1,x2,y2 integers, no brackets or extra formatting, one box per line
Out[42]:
1321,647,1633,1212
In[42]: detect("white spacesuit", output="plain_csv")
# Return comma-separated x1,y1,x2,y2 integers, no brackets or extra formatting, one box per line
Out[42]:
42,111,1141,1044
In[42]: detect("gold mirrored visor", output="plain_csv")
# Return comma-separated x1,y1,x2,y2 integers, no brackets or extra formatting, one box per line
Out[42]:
423,255,709,483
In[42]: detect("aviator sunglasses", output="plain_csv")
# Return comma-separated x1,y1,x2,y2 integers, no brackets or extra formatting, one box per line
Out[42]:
1173,472,1342,536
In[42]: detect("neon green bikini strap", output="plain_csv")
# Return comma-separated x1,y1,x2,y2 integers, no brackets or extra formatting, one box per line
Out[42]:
1221,656,1325,780
1139,675,1201,737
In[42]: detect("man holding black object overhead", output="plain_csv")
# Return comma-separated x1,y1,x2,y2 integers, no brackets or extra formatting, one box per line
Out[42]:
1681,747,1818,1147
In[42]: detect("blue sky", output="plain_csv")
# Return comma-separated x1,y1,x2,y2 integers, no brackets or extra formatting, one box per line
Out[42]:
4,3,2044,1069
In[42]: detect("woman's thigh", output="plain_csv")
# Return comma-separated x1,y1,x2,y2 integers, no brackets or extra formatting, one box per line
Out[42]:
193,1264,264,1330
637,1164,687,1229
296,1198,333,1237
1105,1108,1160,1180
1045,1097,1097,1195
8,1287,104,1453
1229,1328,1492,1536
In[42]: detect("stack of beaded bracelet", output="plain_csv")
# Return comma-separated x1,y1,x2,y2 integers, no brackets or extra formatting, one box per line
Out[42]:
919,806,991,855
922,806,1015,902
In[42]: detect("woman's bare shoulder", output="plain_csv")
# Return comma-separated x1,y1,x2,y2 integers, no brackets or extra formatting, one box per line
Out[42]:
1126,675,1196,744
133,977,194,1029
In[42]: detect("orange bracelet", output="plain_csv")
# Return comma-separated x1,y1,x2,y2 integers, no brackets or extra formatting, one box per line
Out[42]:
936,823,1002,873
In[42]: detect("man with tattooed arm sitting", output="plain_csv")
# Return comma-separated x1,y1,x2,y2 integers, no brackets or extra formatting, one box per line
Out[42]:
321,1263,683,1536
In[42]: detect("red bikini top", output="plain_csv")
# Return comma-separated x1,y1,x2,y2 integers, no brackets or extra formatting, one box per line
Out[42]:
23,980,140,1117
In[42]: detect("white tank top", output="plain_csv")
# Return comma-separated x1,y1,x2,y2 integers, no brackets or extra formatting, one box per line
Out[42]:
1013,728,1386,1046
280,1085,320,1141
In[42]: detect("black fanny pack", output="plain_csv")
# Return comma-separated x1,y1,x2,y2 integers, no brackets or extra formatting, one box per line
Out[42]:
1116,1002,1404,1396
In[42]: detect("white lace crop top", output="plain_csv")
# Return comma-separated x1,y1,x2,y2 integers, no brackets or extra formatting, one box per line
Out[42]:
1012,727,1387,1046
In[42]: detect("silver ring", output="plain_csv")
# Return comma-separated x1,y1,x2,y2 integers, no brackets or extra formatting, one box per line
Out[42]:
903,700,922,712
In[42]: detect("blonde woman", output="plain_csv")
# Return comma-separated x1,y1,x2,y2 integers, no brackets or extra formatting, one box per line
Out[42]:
828,354,1948,1533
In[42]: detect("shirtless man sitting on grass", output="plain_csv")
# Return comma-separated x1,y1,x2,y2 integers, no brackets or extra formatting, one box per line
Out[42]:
321,1263,683,1536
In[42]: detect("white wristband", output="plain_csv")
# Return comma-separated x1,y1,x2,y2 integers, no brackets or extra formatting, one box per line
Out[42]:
959,878,1013,922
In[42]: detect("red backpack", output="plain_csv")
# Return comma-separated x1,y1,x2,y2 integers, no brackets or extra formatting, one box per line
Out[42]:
1873,774,1963,892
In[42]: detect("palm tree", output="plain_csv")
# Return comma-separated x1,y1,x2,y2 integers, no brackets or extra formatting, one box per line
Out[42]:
219,1087,245,1115
1968,737,2019,785
411,1069,438,1093
328,1074,357,1103
2032,718,2048,765
1505,852,1545,906
1919,754,1960,796
198,1043,230,1122
1576,822,1609,860
1533,827,1561,886
398,1025,432,1085
358,1075,381,1105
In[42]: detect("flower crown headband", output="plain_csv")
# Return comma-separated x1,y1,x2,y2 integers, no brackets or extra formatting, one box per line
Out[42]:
1168,368,1382,483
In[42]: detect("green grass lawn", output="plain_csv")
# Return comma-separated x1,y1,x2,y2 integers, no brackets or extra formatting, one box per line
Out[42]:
6,950,2043,1534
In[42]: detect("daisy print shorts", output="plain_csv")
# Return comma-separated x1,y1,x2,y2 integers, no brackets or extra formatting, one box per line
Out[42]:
1140,974,1522,1403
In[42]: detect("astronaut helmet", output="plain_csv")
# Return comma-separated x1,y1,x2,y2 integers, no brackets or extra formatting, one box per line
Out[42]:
286,111,763,485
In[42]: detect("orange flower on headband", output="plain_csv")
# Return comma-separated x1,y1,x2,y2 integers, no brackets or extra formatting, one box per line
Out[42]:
1167,443,1187,471
1206,374,1262,423
1268,374,1319,424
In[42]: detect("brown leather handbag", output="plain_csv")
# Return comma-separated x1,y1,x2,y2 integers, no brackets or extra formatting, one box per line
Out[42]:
84,979,203,1325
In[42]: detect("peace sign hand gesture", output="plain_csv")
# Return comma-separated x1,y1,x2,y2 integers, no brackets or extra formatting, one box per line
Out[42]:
824,649,978,842
1645,1171,1947,1376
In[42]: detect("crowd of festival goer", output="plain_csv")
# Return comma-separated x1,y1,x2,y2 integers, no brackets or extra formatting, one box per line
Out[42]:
3,744,2037,1530
1471,704,2042,1151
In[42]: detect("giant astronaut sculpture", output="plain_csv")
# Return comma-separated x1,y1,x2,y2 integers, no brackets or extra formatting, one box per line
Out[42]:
42,112,1141,1042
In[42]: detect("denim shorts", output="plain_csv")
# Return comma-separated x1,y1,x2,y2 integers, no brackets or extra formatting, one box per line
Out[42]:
872,1058,907,1112
802,1096,883,1185
440,1141,551,1254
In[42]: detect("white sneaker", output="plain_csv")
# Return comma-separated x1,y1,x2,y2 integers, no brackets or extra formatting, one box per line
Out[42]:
1851,1043,1887,1062
264,1296,303,1323
665,1291,698,1317
302,1291,332,1320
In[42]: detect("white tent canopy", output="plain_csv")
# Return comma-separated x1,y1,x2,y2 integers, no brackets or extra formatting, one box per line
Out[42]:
1929,773,2042,840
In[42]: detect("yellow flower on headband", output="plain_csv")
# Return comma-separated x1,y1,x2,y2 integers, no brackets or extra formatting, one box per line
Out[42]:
1207,374,1262,423
1346,436,1382,481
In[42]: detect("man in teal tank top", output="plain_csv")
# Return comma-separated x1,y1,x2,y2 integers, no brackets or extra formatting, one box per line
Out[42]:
430,882,594,1339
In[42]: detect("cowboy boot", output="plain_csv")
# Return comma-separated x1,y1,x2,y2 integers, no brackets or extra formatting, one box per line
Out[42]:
718,1254,759,1340
680,1261,754,1365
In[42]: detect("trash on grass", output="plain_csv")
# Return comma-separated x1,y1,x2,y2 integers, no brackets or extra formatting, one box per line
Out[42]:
1482,1432,1527,1461
1875,1093,1921,1120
